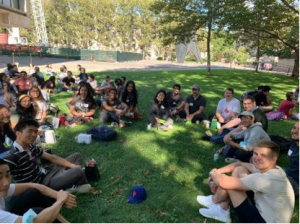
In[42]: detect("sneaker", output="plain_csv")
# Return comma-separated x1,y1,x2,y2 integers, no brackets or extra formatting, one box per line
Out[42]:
199,204,232,223
225,157,240,164
196,195,215,207
111,122,119,127
66,184,92,194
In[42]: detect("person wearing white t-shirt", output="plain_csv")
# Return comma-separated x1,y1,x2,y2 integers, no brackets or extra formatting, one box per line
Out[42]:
29,86,47,123
87,74,98,90
0,159,76,223
215,88,240,124
197,139,295,223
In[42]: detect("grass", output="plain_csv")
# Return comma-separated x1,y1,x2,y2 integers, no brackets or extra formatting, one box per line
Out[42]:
46,69,299,223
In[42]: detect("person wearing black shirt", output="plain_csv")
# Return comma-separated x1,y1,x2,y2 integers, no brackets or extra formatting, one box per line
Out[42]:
62,71,76,91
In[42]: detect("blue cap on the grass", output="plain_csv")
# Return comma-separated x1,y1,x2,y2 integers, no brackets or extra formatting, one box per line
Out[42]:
127,185,147,204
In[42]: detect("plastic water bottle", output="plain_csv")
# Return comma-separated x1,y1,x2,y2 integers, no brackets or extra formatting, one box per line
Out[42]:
147,124,152,131
213,152,219,162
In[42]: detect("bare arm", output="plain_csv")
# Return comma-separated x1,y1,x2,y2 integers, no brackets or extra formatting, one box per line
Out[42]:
69,105,82,117
184,102,189,115
220,117,241,130
215,110,224,123
62,82,69,89
211,162,256,174
210,172,250,191
224,111,239,122
85,108,96,117
41,152,76,168
102,101,115,112
193,106,205,116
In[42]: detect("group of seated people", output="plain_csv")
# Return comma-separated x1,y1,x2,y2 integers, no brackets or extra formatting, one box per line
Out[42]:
0,63,298,223
0,109,91,222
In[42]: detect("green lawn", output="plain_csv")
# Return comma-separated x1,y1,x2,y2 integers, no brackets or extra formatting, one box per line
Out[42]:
47,70,299,223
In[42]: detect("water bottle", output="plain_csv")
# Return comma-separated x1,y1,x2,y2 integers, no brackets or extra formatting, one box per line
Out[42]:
147,123,152,131
213,152,219,162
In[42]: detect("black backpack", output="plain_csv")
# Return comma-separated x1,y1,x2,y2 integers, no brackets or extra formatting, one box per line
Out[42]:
269,135,292,153
87,125,117,141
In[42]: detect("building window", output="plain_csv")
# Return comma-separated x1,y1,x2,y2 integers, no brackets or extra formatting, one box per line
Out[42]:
1,0,20,10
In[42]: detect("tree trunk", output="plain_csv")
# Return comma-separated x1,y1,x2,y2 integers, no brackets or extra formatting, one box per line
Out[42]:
207,17,212,76
291,48,299,79
255,37,260,73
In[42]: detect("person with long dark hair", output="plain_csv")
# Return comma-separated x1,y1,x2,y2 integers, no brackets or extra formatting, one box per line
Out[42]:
16,95,36,121
69,82,96,119
121,80,138,119
148,90,173,131
28,86,47,124
0,104,16,153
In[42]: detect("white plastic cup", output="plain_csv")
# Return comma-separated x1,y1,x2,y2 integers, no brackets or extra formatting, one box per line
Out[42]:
52,117,60,129
45,130,56,144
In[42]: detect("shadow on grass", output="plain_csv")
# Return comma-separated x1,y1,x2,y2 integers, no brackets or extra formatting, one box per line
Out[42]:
46,69,298,223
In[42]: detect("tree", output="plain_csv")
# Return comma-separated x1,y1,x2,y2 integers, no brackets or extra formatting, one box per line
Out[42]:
223,49,237,68
236,46,249,64
151,0,225,76
223,0,299,78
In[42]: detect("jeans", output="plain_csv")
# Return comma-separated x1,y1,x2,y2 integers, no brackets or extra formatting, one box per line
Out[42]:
178,111,205,123
210,129,231,144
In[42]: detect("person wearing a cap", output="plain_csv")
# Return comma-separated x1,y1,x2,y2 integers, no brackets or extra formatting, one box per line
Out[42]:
178,84,206,123
197,139,294,223
222,111,270,162
206,95,268,144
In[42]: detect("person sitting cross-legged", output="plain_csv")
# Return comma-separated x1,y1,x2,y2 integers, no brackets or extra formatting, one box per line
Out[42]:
0,159,77,223
62,71,76,91
197,140,295,223
148,90,174,131
100,88,129,127
68,82,96,126
4,119,91,193
178,84,206,123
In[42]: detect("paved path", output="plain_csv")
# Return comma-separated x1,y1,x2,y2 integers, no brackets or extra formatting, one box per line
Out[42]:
0,55,229,71
0,55,290,76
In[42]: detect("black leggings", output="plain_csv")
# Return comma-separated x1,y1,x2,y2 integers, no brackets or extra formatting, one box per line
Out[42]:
7,189,55,216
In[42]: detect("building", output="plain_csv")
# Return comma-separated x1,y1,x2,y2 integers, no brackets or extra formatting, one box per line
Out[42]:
0,0,31,28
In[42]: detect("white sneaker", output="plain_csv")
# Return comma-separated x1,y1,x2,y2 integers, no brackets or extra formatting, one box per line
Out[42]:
66,184,92,194
199,204,232,223
197,195,215,207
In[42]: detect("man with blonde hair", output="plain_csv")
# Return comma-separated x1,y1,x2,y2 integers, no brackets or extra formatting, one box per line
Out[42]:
197,139,295,223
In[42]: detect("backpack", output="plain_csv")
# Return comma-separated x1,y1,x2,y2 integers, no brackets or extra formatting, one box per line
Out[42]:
87,125,117,141
269,135,291,153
